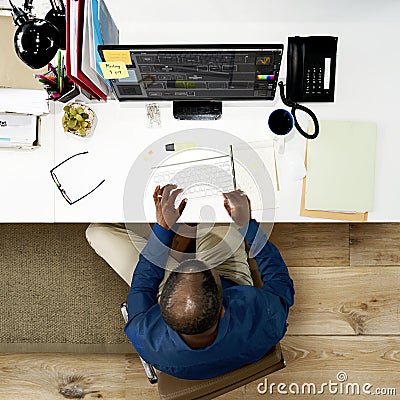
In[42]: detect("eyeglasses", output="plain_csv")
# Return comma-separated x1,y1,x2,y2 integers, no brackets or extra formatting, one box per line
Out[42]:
50,151,105,205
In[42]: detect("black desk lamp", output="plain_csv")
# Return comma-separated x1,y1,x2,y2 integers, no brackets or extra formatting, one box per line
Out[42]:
9,0,65,70
45,0,66,49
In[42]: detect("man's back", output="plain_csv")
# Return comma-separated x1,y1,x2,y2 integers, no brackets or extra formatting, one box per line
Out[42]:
125,219,294,380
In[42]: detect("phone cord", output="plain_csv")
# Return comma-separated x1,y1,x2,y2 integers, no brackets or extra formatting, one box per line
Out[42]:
278,81,319,139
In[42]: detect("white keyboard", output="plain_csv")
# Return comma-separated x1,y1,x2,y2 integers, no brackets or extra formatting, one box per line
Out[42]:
153,159,234,199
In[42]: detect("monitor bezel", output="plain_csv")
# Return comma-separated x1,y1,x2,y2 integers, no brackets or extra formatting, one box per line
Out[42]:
98,44,284,102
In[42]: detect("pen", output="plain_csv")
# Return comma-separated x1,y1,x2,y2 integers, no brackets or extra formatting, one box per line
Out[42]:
165,142,196,151
59,54,64,94
57,50,61,91
38,77,57,86
229,144,237,190
48,62,58,75
35,74,57,84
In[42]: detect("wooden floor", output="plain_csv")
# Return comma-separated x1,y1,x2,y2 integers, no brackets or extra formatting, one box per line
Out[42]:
0,223,399,399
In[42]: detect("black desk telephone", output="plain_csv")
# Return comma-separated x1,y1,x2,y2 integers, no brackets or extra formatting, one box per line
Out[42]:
279,35,338,139
286,36,338,103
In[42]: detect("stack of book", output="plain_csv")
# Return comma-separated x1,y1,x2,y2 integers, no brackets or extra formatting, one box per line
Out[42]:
65,0,119,101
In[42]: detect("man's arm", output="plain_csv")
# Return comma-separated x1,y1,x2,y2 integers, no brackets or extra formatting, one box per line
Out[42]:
223,189,294,309
126,184,187,321
239,220,294,308
126,224,174,320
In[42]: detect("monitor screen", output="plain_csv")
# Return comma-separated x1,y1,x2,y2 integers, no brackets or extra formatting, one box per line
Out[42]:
98,44,284,102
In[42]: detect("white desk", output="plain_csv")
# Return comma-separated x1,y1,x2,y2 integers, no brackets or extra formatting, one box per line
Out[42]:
1,0,400,222
0,112,55,222
53,102,284,222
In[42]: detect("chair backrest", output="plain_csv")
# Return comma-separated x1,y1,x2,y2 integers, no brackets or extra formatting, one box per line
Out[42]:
157,343,285,400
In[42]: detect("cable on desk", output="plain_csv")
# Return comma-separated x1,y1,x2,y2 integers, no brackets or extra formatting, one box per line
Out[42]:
278,81,319,140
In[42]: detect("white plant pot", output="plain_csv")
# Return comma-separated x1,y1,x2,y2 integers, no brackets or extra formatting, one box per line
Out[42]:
62,103,97,138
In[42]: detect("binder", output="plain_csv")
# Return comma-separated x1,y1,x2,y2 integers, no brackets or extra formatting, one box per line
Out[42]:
80,0,111,95
65,0,106,100
75,0,107,100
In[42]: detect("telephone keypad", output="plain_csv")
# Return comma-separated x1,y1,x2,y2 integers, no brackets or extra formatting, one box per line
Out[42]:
305,66,323,96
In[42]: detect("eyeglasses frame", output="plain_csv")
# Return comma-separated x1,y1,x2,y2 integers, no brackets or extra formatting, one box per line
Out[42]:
50,151,105,205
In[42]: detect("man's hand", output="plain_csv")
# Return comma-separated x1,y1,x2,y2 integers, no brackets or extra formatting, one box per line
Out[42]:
223,189,251,227
153,184,187,230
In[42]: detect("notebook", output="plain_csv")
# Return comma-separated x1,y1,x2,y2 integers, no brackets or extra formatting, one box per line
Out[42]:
305,120,377,213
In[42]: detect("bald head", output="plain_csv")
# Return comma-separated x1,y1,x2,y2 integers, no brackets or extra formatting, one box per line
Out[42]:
159,260,223,335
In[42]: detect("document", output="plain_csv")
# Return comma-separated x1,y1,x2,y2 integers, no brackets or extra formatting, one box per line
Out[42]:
0,88,48,115
0,113,38,147
305,120,377,213
233,140,277,210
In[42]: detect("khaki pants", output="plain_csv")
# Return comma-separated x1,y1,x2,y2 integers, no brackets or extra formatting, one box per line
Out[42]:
86,223,253,293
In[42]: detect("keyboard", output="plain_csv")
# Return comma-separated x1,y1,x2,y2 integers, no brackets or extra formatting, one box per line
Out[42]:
152,158,234,200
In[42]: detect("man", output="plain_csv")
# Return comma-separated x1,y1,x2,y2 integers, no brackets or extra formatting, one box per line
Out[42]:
86,184,294,380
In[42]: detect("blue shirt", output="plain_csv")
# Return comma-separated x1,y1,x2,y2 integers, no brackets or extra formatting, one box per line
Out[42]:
125,220,294,380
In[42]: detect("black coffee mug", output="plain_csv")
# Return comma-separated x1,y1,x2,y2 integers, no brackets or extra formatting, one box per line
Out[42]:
268,108,294,136
268,109,294,153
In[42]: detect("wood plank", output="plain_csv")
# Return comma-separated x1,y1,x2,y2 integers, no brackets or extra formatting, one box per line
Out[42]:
0,353,126,400
125,354,159,400
245,336,400,399
1,340,399,400
266,223,349,266
350,223,400,265
287,267,400,335
125,353,246,400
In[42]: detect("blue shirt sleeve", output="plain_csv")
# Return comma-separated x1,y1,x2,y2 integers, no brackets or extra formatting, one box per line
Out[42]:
239,219,295,309
126,224,174,321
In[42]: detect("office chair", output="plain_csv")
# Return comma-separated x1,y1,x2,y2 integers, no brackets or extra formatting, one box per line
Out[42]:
120,256,286,400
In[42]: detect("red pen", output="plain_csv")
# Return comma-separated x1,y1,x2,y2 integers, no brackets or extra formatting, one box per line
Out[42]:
48,62,58,75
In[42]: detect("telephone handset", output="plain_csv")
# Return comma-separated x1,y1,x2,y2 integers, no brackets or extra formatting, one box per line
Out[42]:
286,36,338,103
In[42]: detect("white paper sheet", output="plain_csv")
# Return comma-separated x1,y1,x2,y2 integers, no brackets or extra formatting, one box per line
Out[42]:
0,88,48,115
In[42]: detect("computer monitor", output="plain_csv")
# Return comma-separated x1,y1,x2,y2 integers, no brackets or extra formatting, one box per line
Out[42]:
98,44,284,119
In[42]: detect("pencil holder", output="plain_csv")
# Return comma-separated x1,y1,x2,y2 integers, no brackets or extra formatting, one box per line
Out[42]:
58,83,81,103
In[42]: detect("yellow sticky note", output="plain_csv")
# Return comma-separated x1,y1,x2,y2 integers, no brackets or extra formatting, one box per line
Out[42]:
102,50,132,65
99,62,129,79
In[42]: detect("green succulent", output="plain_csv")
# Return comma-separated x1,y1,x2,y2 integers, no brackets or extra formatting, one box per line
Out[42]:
62,105,91,136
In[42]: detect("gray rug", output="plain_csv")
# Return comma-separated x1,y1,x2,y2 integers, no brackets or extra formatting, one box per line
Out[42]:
0,224,133,353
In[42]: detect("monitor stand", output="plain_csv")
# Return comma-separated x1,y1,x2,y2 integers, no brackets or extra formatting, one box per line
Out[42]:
173,101,222,120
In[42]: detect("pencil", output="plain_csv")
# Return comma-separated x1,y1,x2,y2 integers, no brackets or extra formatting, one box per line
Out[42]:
57,50,61,92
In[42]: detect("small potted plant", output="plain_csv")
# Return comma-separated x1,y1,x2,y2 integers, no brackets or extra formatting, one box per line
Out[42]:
62,103,96,137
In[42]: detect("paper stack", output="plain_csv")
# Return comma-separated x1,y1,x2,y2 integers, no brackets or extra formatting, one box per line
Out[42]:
301,120,377,220
0,112,39,148
0,88,49,115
